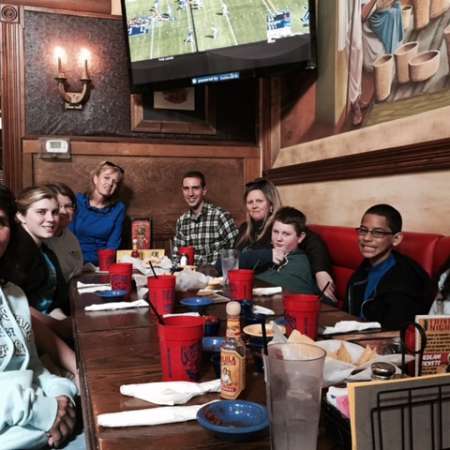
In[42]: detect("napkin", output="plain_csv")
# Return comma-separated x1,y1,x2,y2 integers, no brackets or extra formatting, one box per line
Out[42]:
252,286,282,296
253,305,275,315
120,379,220,405
84,299,149,311
77,281,111,294
321,320,382,335
163,312,200,318
97,402,215,428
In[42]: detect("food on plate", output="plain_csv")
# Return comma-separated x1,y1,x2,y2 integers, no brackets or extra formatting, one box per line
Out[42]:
287,330,315,345
336,343,353,364
208,276,223,287
356,345,378,366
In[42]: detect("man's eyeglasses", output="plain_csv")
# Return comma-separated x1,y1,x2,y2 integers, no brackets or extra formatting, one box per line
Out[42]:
355,227,395,239
102,161,125,174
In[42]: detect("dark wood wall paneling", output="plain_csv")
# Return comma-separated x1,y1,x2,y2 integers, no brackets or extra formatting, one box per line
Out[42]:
0,6,262,245
6,0,111,14
0,4,25,193
23,9,257,142
24,138,258,245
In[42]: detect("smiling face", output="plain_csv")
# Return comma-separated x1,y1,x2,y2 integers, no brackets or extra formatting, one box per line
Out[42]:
93,168,121,199
17,198,60,244
57,193,75,229
0,210,11,259
358,213,402,265
182,176,207,212
246,189,271,222
271,220,305,254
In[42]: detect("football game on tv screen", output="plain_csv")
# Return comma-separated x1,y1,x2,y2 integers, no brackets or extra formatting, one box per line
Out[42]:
122,0,314,87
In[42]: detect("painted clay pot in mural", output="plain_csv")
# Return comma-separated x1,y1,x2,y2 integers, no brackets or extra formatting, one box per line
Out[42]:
430,0,450,19
373,54,394,101
409,50,440,82
412,0,430,29
401,5,413,30
395,41,419,83
444,25,450,72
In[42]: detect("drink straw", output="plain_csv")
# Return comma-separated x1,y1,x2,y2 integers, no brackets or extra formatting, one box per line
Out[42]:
148,298,165,325
318,281,330,301
260,318,268,356
148,260,159,279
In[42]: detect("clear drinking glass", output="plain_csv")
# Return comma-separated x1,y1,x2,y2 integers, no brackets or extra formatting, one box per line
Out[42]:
264,343,326,450
220,249,239,285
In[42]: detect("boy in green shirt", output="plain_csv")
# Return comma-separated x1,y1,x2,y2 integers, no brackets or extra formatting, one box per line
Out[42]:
256,207,318,294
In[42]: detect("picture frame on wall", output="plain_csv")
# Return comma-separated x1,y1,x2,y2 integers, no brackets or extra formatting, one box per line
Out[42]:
153,87,196,111
130,85,216,135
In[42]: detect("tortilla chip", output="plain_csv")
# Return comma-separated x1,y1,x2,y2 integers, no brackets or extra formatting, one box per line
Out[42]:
336,343,353,364
357,345,377,366
287,330,315,345
326,351,338,360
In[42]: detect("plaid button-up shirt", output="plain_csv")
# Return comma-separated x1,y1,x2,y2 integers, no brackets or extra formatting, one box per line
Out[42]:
173,202,239,266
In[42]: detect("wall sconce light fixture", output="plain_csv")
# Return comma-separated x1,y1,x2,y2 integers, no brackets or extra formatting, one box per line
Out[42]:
54,47,91,110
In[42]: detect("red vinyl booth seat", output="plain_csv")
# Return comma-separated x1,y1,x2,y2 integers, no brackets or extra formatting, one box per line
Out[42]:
309,224,448,306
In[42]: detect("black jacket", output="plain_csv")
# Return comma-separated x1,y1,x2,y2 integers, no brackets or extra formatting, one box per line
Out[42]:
346,251,433,330
236,221,332,275
0,226,69,314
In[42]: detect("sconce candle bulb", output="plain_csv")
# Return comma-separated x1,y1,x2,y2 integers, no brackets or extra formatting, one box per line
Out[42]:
54,46,92,110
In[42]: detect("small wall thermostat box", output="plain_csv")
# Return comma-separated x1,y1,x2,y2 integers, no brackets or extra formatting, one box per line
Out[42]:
40,137,71,159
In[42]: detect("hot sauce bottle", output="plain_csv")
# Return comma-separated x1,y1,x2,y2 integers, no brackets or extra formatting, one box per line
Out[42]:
220,301,246,399
131,238,141,259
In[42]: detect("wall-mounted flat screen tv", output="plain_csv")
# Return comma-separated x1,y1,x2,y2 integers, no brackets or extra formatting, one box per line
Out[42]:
121,0,315,88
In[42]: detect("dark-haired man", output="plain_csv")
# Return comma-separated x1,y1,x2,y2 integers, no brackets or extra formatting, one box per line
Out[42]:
346,204,432,330
173,171,238,266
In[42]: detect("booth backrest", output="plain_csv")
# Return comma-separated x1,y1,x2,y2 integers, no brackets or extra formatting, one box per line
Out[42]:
309,224,447,304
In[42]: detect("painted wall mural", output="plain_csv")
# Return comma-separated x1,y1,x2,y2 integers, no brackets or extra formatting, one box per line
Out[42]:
298,0,450,144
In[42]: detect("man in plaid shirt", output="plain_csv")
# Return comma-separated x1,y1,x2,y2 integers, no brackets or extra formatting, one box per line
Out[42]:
173,171,239,266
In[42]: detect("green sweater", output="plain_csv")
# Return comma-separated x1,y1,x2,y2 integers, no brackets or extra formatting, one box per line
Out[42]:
256,250,318,294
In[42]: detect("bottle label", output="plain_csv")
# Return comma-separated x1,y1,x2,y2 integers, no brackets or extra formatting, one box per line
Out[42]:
220,348,245,399
226,317,241,339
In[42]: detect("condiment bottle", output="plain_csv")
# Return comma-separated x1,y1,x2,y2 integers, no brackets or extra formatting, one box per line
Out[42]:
371,362,396,380
220,301,246,399
131,239,141,259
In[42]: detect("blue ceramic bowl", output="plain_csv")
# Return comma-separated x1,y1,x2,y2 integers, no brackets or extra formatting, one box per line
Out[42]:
94,289,128,300
180,296,213,313
197,400,269,441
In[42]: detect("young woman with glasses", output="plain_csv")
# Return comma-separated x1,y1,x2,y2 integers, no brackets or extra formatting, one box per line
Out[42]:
236,178,336,301
70,161,126,265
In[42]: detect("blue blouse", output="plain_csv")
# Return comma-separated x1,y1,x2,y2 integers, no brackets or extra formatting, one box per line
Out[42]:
70,193,126,265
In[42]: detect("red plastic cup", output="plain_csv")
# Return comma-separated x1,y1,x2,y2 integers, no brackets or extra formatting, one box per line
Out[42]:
97,248,116,271
109,263,133,299
179,246,195,265
147,275,176,315
158,316,205,381
283,293,320,340
228,269,254,301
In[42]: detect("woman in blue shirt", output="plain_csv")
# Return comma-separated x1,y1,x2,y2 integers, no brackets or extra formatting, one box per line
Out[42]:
70,161,126,265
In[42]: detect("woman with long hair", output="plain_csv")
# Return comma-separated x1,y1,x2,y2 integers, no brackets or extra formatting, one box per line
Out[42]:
237,178,336,301
46,182,83,281
70,160,126,265
0,185,81,450
1,186,72,339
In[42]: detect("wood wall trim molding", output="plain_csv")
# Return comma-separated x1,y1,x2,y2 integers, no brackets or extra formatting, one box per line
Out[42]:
1,4,25,192
259,77,281,172
6,1,110,15
23,138,259,158
264,138,450,185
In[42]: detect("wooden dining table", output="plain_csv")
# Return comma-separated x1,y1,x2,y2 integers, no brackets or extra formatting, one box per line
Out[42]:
71,275,398,450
